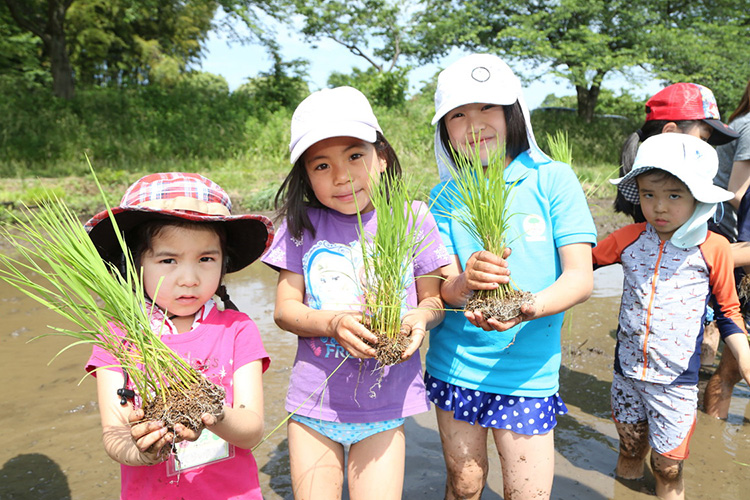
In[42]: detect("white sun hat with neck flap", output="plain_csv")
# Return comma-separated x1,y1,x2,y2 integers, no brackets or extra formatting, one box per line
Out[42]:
431,53,549,182
611,133,733,248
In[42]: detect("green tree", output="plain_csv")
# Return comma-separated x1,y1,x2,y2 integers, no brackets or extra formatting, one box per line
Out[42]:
2,0,76,98
412,0,652,122
291,0,408,72
0,0,286,97
236,50,309,113
328,66,409,107
0,4,49,87
646,1,750,116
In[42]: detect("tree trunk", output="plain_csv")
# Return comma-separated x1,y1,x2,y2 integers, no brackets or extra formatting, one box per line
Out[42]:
46,0,74,99
576,84,600,123
3,0,75,99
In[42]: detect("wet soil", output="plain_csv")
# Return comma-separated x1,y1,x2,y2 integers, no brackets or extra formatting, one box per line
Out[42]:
1,198,748,499
141,379,225,433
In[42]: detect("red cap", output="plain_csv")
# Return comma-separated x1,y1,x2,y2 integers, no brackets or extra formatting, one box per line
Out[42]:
645,83,738,146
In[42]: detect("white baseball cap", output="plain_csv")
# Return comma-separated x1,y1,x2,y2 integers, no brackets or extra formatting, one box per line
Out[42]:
289,86,382,164
432,53,523,125
612,133,732,205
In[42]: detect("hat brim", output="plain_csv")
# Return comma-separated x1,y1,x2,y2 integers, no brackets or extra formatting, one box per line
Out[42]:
611,167,733,205
289,122,378,164
86,207,273,273
432,93,519,125
704,119,739,146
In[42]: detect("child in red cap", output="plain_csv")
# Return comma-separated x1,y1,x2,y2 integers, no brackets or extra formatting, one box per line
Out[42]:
85,172,274,499
615,83,738,223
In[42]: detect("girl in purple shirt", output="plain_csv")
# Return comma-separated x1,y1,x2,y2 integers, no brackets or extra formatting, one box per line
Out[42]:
262,86,450,500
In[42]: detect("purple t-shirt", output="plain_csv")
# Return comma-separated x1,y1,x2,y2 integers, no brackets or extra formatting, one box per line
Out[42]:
86,304,270,500
262,201,450,423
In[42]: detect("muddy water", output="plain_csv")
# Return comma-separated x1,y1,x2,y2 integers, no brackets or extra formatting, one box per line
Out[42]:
0,263,748,499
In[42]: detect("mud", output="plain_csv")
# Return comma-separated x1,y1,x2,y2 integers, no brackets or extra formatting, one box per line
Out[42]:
1,217,749,499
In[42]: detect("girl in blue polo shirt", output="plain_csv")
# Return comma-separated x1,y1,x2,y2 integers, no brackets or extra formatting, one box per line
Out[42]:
425,53,597,500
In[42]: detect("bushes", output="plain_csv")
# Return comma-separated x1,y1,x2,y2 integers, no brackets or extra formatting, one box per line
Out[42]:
1,81,632,208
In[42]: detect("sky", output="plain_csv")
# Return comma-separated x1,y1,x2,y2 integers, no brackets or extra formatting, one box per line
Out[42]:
198,12,664,110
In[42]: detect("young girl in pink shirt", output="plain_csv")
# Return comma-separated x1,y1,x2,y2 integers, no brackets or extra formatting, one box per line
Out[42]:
84,172,273,499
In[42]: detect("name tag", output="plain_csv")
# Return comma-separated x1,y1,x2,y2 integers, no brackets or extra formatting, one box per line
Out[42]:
166,429,234,476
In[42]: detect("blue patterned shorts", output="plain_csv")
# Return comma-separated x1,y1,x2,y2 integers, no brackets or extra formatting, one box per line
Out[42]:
425,372,567,435
290,414,405,446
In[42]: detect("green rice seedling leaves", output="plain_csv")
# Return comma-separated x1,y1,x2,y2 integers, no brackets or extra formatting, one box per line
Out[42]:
436,135,534,323
546,130,573,165
0,188,204,406
439,138,521,301
354,171,435,363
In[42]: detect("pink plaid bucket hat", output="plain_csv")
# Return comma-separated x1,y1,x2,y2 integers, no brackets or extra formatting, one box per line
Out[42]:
85,172,274,273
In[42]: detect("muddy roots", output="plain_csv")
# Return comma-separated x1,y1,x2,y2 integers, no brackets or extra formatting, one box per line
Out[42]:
142,378,225,433
465,289,535,322
370,330,410,366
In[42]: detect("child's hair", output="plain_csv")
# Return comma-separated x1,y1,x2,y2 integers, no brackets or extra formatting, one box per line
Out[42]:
438,101,530,165
728,79,750,123
125,219,238,311
615,119,703,220
274,131,402,239
636,168,687,190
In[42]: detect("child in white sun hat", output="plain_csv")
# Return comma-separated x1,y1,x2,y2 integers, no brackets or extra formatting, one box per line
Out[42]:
425,53,597,499
593,133,750,500
262,86,450,500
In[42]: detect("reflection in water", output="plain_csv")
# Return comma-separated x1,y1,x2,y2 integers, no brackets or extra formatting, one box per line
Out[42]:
0,260,748,499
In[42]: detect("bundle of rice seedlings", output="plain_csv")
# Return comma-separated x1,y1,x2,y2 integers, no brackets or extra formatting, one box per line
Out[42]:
441,139,534,322
546,130,573,165
355,172,435,365
0,188,223,433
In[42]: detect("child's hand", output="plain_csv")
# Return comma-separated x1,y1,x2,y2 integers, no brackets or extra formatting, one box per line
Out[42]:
173,408,226,442
463,249,512,292
329,312,377,358
129,408,173,464
399,319,427,361
465,300,536,332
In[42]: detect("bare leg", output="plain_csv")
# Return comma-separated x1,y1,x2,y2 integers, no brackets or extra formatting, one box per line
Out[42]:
435,407,489,500
614,420,650,479
700,321,720,367
491,428,554,500
704,347,742,419
288,419,345,500
651,451,684,500
347,425,405,500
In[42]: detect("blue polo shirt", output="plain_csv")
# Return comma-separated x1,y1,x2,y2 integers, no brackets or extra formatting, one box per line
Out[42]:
426,150,597,396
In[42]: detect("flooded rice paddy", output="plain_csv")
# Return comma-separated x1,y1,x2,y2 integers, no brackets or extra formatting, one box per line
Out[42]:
0,262,748,499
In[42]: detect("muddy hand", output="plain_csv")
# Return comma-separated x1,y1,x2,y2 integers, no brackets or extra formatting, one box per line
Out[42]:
129,408,172,461
399,322,426,361
466,301,536,332
174,409,226,442
331,312,377,358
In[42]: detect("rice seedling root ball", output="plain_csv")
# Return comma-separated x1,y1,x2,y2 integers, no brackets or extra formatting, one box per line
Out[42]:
465,289,535,323
142,378,225,433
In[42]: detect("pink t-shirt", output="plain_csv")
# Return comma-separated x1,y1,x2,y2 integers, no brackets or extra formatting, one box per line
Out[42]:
86,303,270,500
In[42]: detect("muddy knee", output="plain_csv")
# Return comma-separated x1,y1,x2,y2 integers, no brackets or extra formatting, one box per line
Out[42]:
650,453,683,483
618,420,649,458
445,457,488,499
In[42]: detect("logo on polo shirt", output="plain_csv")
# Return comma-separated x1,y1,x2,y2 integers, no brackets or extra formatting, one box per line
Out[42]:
523,214,546,241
